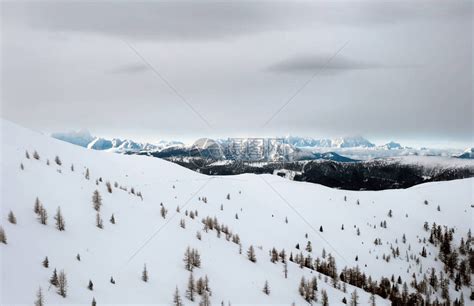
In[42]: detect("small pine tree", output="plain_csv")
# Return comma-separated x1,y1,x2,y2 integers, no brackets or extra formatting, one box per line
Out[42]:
160,205,168,219
38,205,48,225
20,163,24,170
42,256,49,268
25,150,30,159
319,226,323,232
85,168,90,180
142,264,148,282
33,150,40,160
321,289,329,306
173,287,183,306
369,293,376,306
263,280,270,295
50,268,59,287
199,291,211,306
71,164,74,171
88,280,93,290
0,226,6,244
186,272,195,301
92,190,102,211
96,213,103,229
247,245,256,262
76,253,81,261
34,197,41,214
110,214,116,224
110,276,115,284
55,156,62,166
8,210,17,224
34,286,44,306
106,181,112,193
306,241,312,252
57,270,67,296
350,289,359,306
54,207,65,231
91,297,97,306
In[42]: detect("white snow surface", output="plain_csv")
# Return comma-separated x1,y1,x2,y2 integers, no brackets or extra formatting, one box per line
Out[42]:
1,119,473,305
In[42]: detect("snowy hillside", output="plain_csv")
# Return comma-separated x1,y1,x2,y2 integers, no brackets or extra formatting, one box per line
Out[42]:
2,120,472,305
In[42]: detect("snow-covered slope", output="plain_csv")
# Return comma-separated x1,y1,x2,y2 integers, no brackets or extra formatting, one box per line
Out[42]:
2,120,472,305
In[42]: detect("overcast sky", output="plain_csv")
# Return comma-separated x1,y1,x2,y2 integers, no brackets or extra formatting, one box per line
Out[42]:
1,0,472,147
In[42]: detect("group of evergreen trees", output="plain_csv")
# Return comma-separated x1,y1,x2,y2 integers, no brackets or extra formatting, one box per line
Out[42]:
183,247,201,271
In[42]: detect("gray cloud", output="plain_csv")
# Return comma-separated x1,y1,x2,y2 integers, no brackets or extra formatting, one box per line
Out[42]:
266,55,382,74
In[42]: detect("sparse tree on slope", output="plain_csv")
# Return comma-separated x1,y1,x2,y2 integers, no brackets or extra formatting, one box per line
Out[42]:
247,245,256,262
110,214,116,224
92,190,102,211
50,268,58,287
37,205,48,225
88,280,94,290
173,287,183,306
186,272,195,301
34,286,44,306
54,207,65,231
57,270,67,297
321,289,329,306
142,264,148,282
199,291,211,306
8,210,17,224
91,297,97,306
350,289,359,306
34,197,41,214
55,156,62,166
42,256,49,268
0,226,7,244
33,150,40,160
263,280,270,295
96,213,103,229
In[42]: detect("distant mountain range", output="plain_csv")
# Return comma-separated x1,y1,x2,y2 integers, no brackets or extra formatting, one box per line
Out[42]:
51,130,472,162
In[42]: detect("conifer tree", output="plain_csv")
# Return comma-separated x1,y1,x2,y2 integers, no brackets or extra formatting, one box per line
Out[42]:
88,280,93,290
0,226,7,244
110,276,115,284
284,262,288,278
34,286,44,306
54,206,65,231
91,297,97,306
96,213,103,229
55,156,62,166
57,270,67,297
38,205,48,225
350,289,359,306
85,168,90,180
369,293,376,306
25,150,30,159
76,253,81,261
8,210,16,224
321,289,329,306
34,197,41,214
106,181,112,193
199,291,211,306
50,268,59,287
110,214,116,224
42,256,49,268
92,190,102,211
247,245,256,262
161,205,168,219
306,241,312,252
173,287,183,306
142,264,148,282
263,280,270,295
71,164,74,171
33,150,40,160
186,272,195,301
20,163,24,170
